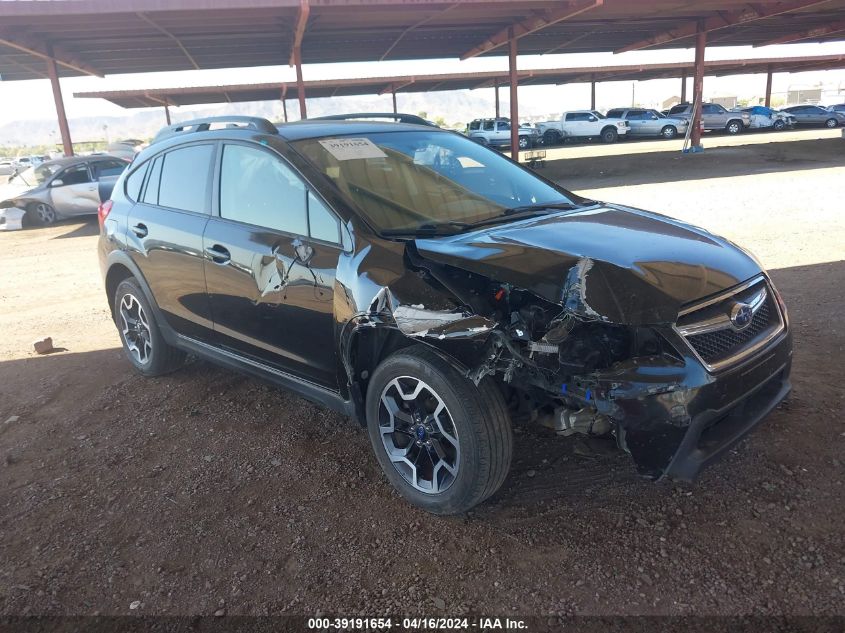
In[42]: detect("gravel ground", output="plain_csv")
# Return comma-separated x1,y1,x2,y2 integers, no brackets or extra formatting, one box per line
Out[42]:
0,131,843,618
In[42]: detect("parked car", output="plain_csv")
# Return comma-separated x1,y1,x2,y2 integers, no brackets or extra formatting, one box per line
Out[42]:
782,105,845,128
0,159,15,176
466,118,539,149
738,106,795,131
0,155,128,225
605,108,689,139
99,115,792,515
666,102,751,134
536,110,630,145
827,104,845,114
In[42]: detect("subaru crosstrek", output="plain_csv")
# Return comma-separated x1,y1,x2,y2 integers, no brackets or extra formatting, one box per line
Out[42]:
99,115,792,515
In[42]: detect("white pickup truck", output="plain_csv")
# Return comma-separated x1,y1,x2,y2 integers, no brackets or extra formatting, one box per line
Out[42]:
536,110,630,145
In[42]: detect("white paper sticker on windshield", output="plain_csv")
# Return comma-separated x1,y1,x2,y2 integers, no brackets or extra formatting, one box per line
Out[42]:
318,137,387,161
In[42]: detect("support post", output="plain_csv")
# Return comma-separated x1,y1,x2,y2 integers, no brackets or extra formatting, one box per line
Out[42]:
690,22,706,150
293,48,307,119
494,79,500,119
681,69,687,103
590,74,596,110
283,99,288,122
45,49,73,157
765,66,773,107
508,28,519,157
164,104,171,125
392,90,397,114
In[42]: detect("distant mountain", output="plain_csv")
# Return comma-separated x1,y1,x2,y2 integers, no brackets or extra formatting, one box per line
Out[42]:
0,90,536,146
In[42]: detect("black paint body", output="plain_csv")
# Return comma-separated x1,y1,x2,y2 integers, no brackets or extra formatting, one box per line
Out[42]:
99,121,792,481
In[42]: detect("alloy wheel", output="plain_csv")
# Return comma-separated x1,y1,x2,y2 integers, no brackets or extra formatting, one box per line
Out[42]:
119,293,153,364
35,203,56,224
377,376,460,494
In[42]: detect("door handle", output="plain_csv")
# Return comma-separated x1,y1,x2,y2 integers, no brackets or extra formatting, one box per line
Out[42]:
131,223,148,238
205,244,231,265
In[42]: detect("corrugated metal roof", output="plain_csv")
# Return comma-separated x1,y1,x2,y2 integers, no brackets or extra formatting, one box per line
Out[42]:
2,0,844,81
73,55,845,109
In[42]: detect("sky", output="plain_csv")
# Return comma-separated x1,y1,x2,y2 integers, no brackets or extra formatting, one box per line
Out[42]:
1,40,844,124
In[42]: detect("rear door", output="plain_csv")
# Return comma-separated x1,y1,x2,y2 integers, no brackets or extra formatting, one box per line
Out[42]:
49,163,97,215
126,143,216,341
625,110,647,136
202,141,342,388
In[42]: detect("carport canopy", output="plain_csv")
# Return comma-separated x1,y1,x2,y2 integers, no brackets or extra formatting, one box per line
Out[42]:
74,53,845,111
3,0,845,153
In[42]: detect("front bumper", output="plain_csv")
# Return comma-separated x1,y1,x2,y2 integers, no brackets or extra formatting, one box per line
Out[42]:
592,327,792,481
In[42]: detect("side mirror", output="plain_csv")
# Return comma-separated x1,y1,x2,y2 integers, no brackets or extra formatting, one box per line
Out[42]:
50,179,64,187
588,116,597,122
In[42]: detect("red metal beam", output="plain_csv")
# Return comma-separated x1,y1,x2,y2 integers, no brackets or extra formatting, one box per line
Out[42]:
616,0,833,54
45,46,73,156
462,0,603,60
164,104,171,125
379,79,414,95
508,28,519,156
0,32,103,77
494,79,500,119
755,18,845,46
288,0,310,66
690,23,706,150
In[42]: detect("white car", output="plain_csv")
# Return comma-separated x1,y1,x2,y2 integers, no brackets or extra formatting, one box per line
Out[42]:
536,110,629,145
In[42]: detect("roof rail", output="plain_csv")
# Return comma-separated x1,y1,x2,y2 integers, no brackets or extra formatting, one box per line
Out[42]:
152,116,278,143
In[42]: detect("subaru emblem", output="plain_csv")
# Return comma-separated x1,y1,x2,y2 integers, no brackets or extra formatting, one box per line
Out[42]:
730,302,753,330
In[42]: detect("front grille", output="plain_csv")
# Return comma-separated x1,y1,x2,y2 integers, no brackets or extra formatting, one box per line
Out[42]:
686,302,771,362
676,276,784,371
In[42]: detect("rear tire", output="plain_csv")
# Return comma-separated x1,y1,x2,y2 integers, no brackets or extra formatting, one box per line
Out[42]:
825,118,838,128
543,130,562,146
518,136,531,150
27,202,56,226
601,127,619,143
366,346,512,515
113,277,186,376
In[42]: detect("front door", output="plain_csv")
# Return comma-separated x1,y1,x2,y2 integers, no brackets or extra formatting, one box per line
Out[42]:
49,163,98,215
203,141,342,389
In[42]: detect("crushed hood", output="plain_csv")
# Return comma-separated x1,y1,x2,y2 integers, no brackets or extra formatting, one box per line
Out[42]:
413,204,762,325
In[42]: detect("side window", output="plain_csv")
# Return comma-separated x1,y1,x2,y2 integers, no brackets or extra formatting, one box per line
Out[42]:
308,191,340,243
142,156,163,205
606,109,624,118
219,143,307,235
627,111,645,120
92,159,127,179
468,121,480,131
483,120,494,131
158,144,214,213
124,161,149,202
59,164,91,186
497,122,510,131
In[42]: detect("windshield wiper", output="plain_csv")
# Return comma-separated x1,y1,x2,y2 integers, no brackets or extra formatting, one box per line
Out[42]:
502,201,584,215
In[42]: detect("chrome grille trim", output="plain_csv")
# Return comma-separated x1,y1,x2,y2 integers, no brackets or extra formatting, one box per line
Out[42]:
674,275,785,373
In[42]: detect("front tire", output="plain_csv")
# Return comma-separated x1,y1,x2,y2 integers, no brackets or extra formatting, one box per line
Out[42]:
366,346,512,515
27,202,56,226
543,130,562,146
660,125,677,139
726,120,742,134
773,119,786,131
601,127,619,143
113,278,186,376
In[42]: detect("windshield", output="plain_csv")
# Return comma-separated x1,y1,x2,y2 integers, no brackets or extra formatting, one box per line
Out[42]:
591,111,606,119
9,163,61,187
293,131,582,235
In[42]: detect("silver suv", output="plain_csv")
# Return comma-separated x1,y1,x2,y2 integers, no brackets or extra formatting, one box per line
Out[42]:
467,118,539,149
605,108,689,139
667,103,750,134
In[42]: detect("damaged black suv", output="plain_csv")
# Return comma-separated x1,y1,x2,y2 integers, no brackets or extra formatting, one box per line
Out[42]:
99,116,792,515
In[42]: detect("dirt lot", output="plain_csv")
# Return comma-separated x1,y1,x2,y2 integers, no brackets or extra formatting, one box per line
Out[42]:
1,131,843,618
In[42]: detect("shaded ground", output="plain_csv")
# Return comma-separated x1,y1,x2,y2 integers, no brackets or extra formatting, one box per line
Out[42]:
0,135,843,618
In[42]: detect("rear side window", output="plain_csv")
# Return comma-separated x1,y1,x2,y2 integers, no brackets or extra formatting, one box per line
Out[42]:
124,162,149,202
219,143,307,235
92,159,127,179
142,156,163,205
606,109,624,118
668,105,687,115
157,144,214,213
